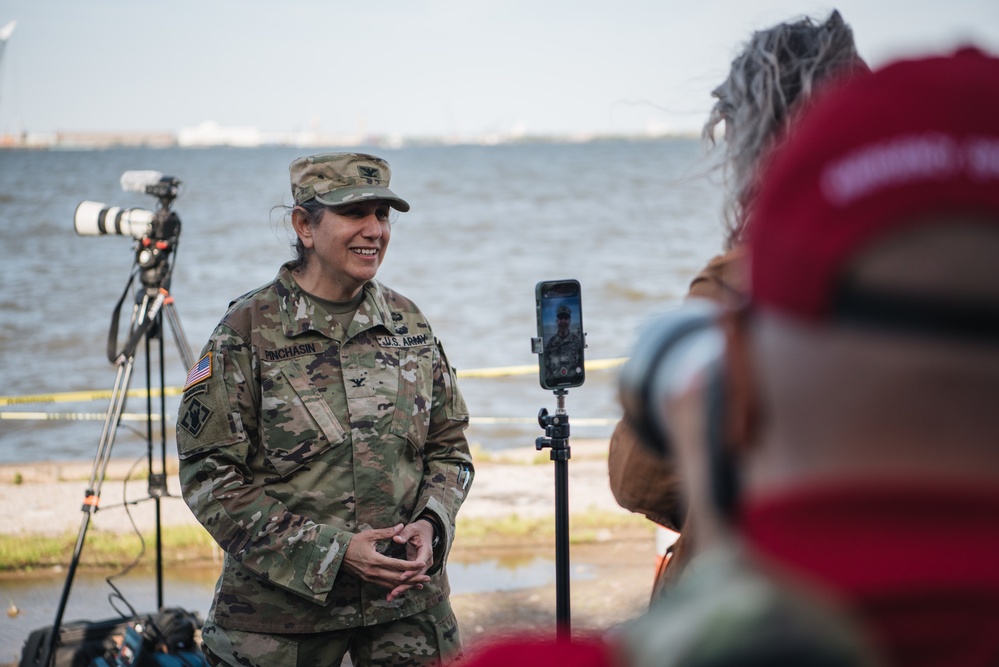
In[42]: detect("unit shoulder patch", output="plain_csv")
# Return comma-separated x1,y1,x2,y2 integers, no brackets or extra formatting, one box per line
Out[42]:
179,397,213,438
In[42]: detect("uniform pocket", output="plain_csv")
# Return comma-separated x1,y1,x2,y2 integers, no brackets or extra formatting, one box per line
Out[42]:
200,620,300,667
260,359,346,478
390,344,434,447
432,602,464,665
437,341,469,423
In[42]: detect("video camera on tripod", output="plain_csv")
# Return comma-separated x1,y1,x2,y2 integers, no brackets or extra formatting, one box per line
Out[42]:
73,171,183,280
20,171,202,667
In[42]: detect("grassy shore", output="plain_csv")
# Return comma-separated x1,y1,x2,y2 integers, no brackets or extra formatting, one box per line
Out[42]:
0,511,652,573
0,440,646,574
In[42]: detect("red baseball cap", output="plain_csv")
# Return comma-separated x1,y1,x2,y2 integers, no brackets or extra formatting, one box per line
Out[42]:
750,47,999,332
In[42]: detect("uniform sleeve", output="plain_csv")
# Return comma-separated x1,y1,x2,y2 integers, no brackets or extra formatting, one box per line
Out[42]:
411,338,474,575
175,325,352,605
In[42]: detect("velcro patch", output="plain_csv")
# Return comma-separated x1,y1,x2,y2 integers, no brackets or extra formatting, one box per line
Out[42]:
183,353,212,391
183,380,208,400
179,397,213,438
377,334,430,348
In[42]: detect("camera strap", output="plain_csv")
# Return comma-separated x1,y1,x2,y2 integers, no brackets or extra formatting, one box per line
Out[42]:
106,269,138,364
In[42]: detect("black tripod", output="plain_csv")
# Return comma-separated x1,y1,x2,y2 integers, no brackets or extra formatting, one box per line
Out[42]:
38,198,194,667
536,388,572,641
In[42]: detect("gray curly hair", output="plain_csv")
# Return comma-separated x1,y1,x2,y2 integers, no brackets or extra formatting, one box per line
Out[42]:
704,10,866,249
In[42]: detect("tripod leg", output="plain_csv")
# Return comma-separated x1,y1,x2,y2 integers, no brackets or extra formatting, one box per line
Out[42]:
40,352,137,667
160,299,195,608
40,290,154,667
163,300,195,370
148,328,165,610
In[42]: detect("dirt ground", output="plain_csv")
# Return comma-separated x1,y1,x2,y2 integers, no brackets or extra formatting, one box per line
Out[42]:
450,532,657,650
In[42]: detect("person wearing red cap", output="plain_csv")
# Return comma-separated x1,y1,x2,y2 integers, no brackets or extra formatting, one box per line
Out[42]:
729,46,999,666
621,46,999,667
466,46,999,667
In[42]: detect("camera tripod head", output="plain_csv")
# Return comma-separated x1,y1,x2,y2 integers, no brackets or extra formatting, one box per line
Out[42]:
120,170,182,212
121,173,184,277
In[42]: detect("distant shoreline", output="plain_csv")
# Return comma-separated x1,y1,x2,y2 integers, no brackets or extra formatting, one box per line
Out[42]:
0,132,699,152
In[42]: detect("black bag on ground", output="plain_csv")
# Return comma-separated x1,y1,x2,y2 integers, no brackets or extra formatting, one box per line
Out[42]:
19,609,207,667
19,616,139,667
90,608,208,667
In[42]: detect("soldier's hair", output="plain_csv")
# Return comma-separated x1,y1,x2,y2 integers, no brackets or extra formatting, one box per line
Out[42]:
289,199,328,269
703,10,865,250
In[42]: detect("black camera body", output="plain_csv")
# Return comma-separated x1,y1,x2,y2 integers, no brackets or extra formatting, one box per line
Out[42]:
142,176,181,204
74,172,183,280
74,172,182,242
618,300,739,514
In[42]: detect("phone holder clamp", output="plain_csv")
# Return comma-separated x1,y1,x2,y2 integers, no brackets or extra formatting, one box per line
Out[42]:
530,337,543,354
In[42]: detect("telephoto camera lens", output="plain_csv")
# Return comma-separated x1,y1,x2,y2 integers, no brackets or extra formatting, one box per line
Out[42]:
74,201,154,238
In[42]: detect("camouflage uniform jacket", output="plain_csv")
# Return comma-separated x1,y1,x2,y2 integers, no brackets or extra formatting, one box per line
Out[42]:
176,264,474,633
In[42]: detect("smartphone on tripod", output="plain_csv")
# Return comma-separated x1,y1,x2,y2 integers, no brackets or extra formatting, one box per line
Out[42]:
535,279,585,390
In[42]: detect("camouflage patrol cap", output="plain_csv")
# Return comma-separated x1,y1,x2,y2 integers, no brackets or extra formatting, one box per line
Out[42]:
557,305,571,317
289,152,410,211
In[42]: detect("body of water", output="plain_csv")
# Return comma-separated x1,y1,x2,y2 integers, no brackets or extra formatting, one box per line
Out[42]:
0,140,724,464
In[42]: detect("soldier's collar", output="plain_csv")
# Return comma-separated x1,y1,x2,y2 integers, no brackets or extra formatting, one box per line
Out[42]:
276,265,394,339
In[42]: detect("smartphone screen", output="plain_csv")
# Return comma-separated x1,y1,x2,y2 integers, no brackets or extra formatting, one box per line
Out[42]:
536,279,585,389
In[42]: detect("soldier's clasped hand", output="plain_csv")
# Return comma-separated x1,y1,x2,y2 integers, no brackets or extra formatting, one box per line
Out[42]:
342,524,432,601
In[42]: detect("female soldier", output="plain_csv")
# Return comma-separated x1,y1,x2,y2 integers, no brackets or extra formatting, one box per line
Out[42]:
176,153,473,666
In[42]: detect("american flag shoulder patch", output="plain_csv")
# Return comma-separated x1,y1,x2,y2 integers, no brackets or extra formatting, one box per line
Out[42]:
183,353,213,391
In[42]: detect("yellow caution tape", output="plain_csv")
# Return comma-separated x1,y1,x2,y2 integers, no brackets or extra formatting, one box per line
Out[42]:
456,357,627,379
0,387,184,406
470,417,618,426
0,412,162,422
457,364,537,379
0,358,629,406
0,412,617,426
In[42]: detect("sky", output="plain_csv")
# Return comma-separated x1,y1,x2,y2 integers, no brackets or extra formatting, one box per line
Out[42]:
0,0,997,140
